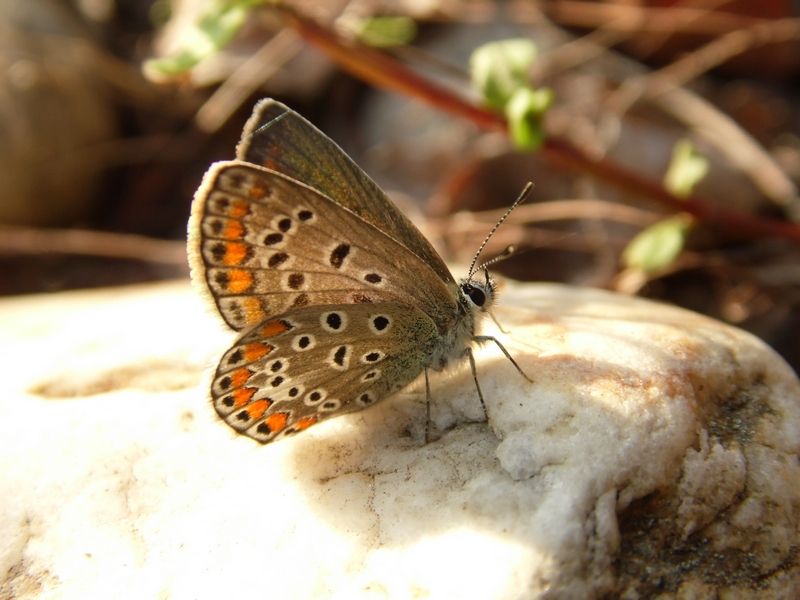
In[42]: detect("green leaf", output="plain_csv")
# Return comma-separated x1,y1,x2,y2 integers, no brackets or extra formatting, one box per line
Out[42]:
504,87,554,150
622,214,694,273
470,39,538,109
353,16,417,47
145,1,263,76
664,139,709,198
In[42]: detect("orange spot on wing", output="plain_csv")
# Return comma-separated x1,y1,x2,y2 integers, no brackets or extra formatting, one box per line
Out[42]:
295,416,317,431
229,200,250,218
227,270,253,293
230,368,253,388
243,342,271,362
248,184,268,199
243,298,265,324
224,220,245,240
232,387,256,408
265,412,288,432
223,242,248,266
246,399,271,420
261,320,290,337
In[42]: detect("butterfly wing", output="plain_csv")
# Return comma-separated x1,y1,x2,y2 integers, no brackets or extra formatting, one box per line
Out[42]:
189,99,470,443
189,162,459,332
235,99,455,286
211,302,439,443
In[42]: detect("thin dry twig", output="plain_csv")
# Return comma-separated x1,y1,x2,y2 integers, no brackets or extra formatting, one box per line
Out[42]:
446,199,662,229
649,87,799,215
531,1,799,215
0,227,188,266
600,15,800,216
195,27,303,133
635,18,800,94
276,6,800,242
428,198,663,267
532,0,734,78
542,1,789,36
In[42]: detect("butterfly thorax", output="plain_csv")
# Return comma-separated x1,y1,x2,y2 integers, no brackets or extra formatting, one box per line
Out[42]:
427,275,496,372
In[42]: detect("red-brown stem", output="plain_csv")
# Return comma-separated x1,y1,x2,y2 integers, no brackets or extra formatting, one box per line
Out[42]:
283,9,800,242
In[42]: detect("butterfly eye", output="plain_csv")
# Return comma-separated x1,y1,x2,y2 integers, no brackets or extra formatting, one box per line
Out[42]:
463,284,486,307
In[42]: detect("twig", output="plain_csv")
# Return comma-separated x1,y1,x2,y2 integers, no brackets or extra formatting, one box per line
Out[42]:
0,227,188,266
603,16,800,215
277,7,800,242
195,27,303,133
282,9,505,132
542,2,790,36
533,0,733,78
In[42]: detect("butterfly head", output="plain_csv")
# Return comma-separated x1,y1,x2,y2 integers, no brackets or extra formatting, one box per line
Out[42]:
461,182,533,316
459,269,497,314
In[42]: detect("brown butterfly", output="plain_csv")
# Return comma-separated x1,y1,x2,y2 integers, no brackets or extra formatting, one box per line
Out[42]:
188,99,530,443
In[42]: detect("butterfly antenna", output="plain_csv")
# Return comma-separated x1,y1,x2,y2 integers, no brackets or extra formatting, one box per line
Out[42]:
475,245,517,273
248,109,290,141
467,182,533,280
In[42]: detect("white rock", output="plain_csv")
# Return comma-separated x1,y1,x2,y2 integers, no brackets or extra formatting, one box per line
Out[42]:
1,279,798,599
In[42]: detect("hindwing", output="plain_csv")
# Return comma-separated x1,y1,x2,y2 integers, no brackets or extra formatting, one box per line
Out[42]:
211,302,439,443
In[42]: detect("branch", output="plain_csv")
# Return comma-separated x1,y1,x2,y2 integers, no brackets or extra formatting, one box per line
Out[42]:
280,8,800,243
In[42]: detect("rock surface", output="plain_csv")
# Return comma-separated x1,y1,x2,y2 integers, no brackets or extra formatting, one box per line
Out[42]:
1,279,798,599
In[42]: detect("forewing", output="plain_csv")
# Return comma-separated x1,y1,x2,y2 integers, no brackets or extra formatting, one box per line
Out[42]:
189,162,458,331
211,302,439,444
235,99,455,285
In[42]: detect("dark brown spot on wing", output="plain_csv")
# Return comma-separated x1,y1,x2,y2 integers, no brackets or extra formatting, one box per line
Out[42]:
330,243,350,268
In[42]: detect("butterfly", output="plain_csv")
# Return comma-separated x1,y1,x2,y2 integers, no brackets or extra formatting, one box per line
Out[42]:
188,99,530,444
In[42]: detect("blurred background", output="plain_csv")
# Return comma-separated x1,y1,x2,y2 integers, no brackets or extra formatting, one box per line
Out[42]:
1,0,799,372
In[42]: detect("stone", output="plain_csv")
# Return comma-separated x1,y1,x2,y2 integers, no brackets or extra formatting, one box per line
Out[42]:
0,279,798,598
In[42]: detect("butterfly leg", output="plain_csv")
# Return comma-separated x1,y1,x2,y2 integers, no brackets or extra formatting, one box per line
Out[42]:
466,346,490,422
473,335,534,383
489,311,509,334
425,369,432,444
